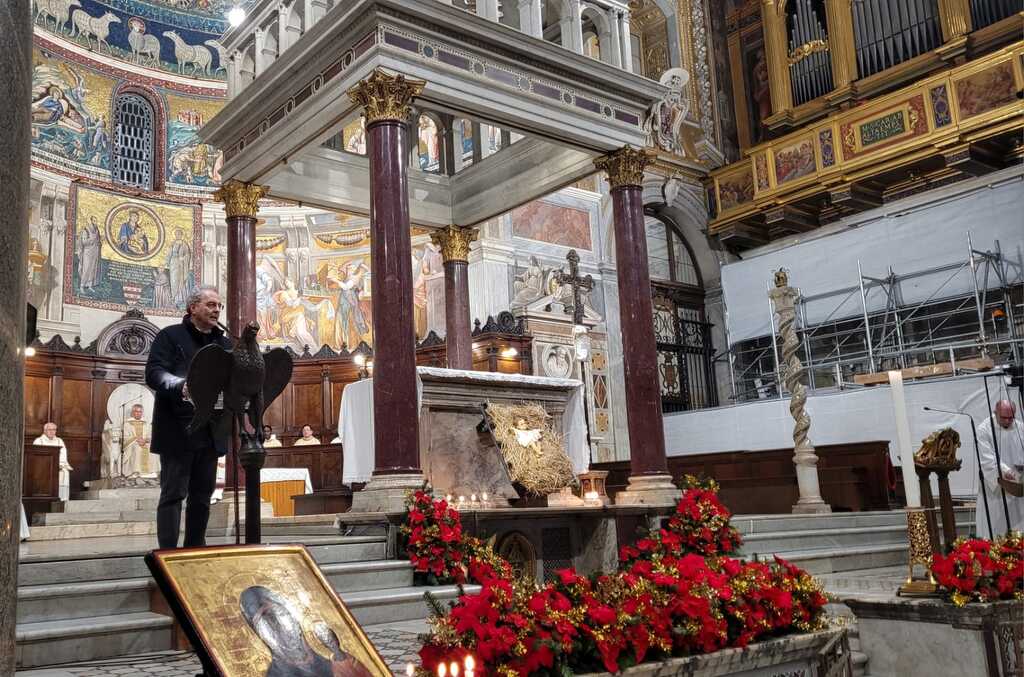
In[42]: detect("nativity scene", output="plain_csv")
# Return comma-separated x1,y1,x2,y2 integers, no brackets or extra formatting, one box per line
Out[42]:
4,0,1024,675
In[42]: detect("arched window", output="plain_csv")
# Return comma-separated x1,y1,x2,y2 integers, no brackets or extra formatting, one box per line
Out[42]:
646,217,699,285
112,93,156,190
646,215,718,412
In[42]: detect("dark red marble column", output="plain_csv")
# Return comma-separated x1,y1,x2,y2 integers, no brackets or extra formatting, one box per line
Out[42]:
350,70,425,477
431,225,477,371
214,180,267,541
596,148,669,480
226,215,257,335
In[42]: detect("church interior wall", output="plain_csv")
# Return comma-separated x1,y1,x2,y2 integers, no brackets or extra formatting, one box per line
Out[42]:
24,0,733,470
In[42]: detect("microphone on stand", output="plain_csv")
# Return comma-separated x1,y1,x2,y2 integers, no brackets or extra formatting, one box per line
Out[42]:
923,406,992,538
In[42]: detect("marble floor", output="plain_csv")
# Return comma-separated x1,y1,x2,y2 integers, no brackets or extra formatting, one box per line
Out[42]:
15,619,428,677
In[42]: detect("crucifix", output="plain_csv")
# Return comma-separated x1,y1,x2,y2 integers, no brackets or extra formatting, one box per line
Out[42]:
555,249,594,325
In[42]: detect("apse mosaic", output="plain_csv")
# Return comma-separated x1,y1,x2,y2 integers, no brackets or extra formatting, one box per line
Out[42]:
33,0,230,80
254,237,445,352
31,39,225,188
165,91,224,186
64,183,202,316
32,44,117,172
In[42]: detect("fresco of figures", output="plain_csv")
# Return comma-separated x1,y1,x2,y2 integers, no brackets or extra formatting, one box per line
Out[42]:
255,239,444,352
33,0,228,80
64,184,201,315
31,40,225,187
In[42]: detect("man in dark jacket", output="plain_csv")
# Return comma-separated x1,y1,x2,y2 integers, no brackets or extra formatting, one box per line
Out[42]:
146,285,232,548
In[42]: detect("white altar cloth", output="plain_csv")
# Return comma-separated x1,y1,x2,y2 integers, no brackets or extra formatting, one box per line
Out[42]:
260,467,313,494
338,367,589,484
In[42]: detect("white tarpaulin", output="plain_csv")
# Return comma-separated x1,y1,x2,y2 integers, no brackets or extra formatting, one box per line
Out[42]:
722,169,1024,345
663,373,1019,497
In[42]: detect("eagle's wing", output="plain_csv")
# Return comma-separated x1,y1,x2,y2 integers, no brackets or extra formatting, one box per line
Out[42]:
186,344,233,435
261,348,293,413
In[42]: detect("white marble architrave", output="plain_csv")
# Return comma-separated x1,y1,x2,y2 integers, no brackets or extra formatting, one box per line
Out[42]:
468,239,514,326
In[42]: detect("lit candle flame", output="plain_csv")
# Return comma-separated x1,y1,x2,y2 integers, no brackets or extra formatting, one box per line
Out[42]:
438,663,447,677
450,661,460,677
464,655,475,672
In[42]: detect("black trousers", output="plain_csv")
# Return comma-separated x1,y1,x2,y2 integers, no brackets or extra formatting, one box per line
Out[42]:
157,447,219,549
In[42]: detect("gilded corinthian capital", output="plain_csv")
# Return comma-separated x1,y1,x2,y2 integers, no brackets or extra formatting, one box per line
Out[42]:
347,69,425,124
213,180,269,218
594,146,655,189
430,225,478,263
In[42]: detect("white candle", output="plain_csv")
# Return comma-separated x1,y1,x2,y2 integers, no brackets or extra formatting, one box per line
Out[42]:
888,370,921,508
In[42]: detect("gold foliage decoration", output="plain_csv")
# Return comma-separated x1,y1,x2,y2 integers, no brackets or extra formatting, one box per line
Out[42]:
347,69,425,124
594,146,656,189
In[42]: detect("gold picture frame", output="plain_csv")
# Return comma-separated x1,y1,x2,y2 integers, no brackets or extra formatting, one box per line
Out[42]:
146,544,391,677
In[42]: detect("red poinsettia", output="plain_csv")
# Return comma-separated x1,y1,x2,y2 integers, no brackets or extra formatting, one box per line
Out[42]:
932,532,1023,606
413,479,828,676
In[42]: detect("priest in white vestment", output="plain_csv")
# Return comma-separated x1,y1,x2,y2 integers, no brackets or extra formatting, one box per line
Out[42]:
261,425,282,448
293,425,321,446
107,403,160,479
33,422,71,501
976,399,1024,539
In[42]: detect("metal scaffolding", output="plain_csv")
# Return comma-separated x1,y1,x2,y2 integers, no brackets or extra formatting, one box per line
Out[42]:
728,234,1024,402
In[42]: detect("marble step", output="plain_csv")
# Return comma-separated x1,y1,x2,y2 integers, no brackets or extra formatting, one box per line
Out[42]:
14,583,474,669
33,510,161,526
16,578,152,625
74,488,161,500
773,543,910,575
344,583,480,627
15,611,173,669
53,497,160,513
17,536,387,586
739,525,910,556
732,508,975,536
17,559,416,625
25,520,159,541
321,559,414,593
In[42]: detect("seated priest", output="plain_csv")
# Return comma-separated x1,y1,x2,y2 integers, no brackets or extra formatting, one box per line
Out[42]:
293,424,321,446
33,422,71,501
262,425,282,448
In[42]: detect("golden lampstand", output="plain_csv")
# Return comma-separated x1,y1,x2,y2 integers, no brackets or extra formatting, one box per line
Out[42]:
898,507,940,597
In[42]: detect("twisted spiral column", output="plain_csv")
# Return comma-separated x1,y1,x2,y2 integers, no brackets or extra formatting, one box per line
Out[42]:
769,271,831,514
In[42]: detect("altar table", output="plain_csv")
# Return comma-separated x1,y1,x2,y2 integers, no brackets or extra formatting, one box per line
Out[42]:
259,467,313,516
338,367,589,489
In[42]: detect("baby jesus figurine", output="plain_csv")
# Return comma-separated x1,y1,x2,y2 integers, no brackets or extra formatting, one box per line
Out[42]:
513,417,544,456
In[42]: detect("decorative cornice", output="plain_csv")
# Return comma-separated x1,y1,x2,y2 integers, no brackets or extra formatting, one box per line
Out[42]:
417,330,445,348
347,69,425,124
594,146,656,189
472,311,525,336
213,180,269,218
430,225,479,263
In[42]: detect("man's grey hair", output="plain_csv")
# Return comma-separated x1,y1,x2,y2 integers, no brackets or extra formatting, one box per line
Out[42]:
186,285,221,312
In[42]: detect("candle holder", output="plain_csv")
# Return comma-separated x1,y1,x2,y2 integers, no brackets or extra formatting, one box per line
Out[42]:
577,470,610,505
898,507,940,597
